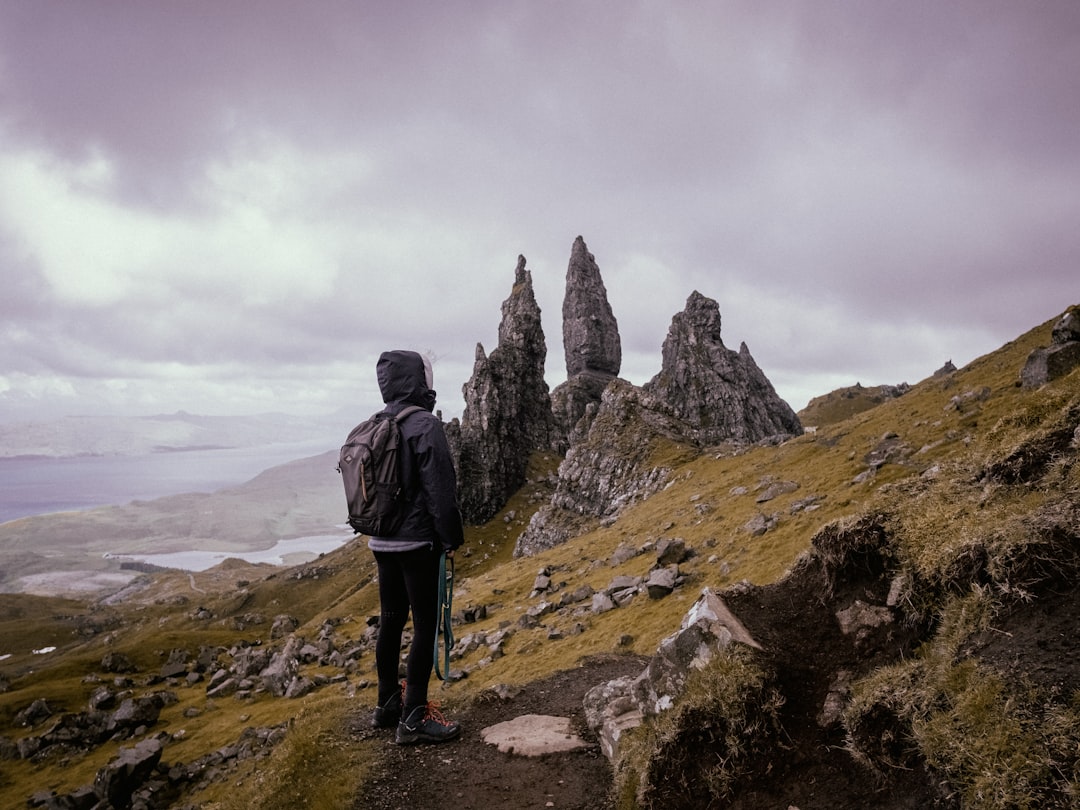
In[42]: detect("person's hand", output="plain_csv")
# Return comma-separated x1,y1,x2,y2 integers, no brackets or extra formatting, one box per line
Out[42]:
445,549,455,559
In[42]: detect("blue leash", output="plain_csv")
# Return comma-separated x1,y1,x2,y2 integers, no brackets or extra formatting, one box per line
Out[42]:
434,552,454,681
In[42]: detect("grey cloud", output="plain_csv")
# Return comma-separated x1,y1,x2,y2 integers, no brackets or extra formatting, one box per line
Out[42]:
1,2,1077,421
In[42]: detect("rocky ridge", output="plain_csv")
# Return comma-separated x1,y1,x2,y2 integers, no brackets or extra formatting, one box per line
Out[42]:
4,304,1079,810
452,236,802,553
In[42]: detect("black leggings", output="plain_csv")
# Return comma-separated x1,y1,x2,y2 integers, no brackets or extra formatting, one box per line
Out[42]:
373,546,442,710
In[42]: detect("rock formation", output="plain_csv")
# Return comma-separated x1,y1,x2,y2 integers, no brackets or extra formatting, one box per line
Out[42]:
643,291,802,444
1021,305,1080,388
562,236,621,377
550,236,622,451
448,256,554,524
516,289,801,557
514,379,695,556
442,241,799,545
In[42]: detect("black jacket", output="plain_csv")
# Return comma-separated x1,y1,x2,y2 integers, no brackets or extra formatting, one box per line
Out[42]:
373,350,464,552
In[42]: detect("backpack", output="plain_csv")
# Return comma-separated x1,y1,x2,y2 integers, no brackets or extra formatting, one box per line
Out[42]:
337,405,425,536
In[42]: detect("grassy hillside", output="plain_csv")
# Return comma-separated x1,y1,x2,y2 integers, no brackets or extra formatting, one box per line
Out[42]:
0,306,1076,808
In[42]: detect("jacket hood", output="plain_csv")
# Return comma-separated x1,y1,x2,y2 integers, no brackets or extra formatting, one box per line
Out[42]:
376,350,437,410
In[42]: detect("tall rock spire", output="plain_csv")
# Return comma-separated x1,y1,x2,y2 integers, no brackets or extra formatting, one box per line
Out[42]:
449,255,554,524
550,237,623,451
563,236,621,377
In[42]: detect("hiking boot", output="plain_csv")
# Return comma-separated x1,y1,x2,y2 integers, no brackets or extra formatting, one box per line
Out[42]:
371,689,403,729
395,702,461,745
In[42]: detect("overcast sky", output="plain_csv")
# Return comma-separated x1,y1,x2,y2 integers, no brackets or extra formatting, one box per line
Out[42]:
1,1,1077,425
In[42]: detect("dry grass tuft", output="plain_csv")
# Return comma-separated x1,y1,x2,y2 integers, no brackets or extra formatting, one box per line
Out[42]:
614,644,784,809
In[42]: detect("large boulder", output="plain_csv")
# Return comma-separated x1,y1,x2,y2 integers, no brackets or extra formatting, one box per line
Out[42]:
93,737,162,809
1021,306,1080,388
261,635,303,697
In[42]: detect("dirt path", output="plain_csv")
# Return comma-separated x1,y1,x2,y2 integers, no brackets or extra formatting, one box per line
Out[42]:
349,654,646,810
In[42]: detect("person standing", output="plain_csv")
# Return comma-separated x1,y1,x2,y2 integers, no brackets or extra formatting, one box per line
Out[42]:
367,350,464,745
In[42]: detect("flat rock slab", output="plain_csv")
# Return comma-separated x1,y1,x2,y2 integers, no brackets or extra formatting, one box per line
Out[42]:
480,714,588,756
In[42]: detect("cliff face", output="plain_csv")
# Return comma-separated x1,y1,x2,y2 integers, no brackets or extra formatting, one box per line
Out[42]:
449,256,554,524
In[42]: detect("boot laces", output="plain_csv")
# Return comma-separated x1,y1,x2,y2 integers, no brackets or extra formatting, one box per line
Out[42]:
423,701,452,726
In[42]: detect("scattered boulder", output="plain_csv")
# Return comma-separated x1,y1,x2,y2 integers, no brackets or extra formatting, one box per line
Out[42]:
591,592,616,615
743,513,778,536
755,479,799,503
160,648,190,679
284,675,316,699
644,566,679,599
107,695,164,736
94,737,162,809
261,636,303,697
100,652,136,674
231,645,270,678
933,359,957,377
270,615,300,639
656,538,689,566
835,599,896,647
15,698,56,728
1021,306,1080,388
945,386,991,414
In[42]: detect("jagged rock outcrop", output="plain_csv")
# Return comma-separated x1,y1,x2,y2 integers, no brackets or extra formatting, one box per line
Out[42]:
514,379,695,556
642,291,801,444
1021,305,1080,388
516,290,801,556
448,256,554,524
550,237,622,452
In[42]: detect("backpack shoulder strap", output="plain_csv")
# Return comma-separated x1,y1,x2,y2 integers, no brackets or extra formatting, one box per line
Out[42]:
394,405,426,424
